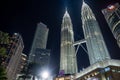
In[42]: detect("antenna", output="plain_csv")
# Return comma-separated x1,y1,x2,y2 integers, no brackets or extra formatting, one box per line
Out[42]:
65,7,67,12
82,0,86,6
65,7,68,14
64,7,69,17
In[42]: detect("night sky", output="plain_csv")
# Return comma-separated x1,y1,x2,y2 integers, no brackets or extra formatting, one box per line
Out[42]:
0,0,120,75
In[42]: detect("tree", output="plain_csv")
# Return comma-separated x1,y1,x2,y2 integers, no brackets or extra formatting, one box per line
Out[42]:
0,31,10,64
0,47,7,57
0,31,10,44
0,66,7,80
0,47,7,65
0,31,10,80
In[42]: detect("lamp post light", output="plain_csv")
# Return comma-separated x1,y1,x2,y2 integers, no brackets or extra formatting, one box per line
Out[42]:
42,71,49,79
39,70,49,80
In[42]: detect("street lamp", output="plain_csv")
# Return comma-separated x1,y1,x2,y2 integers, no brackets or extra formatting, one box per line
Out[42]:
41,71,49,79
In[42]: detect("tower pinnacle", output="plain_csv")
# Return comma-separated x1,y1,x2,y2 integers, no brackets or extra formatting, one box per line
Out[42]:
64,8,69,17
82,0,87,8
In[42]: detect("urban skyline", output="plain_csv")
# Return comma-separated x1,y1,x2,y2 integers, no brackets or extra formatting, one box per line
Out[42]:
0,0,120,75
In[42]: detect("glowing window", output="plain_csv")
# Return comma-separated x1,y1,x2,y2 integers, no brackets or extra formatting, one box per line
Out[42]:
105,67,110,72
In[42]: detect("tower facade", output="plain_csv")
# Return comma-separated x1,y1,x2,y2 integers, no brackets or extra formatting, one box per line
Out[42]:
6,33,24,80
34,48,50,67
60,10,77,74
81,1,111,65
102,3,120,48
29,22,49,63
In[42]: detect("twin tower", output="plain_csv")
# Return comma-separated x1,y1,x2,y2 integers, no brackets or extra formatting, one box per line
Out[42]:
60,1,111,74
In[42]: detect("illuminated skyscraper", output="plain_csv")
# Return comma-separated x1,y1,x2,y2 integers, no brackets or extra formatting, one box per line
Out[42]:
29,22,49,62
81,1,111,65
60,10,77,74
102,3,120,48
6,33,24,80
34,48,50,67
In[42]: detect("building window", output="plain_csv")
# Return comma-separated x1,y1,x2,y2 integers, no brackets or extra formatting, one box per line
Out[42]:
104,67,110,72
92,74,94,76
112,69,116,72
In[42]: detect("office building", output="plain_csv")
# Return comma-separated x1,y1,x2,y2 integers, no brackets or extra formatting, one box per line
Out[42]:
34,48,50,68
29,22,49,63
18,53,27,73
102,3,120,47
75,59,120,80
81,1,111,64
60,10,78,74
6,33,24,80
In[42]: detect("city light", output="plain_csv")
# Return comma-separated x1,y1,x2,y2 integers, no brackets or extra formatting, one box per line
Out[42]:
41,71,49,79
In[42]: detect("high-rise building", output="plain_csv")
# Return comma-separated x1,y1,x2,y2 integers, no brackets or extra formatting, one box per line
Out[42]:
60,10,78,74
34,48,50,68
6,33,24,80
102,3,120,48
81,1,111,65
75,59,120,80
18,53,27,73
29,22,49,62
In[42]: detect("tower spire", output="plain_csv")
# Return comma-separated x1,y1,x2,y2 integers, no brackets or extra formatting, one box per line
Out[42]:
82,0,84,3
82,0,87,7
65,7,67,12
64,8,69,16
64,7,69,17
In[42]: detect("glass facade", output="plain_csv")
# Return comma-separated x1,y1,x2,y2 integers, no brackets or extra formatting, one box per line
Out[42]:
34,48,50,67
102,3,120,47
29,22,49,62
81,1,110,65
75,60,120,80
60,10,78,74
6,33,24,80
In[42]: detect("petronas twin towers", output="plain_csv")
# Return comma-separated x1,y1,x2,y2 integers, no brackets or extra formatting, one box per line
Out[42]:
60,1,111,74
60,10,78,74
81,2,111,64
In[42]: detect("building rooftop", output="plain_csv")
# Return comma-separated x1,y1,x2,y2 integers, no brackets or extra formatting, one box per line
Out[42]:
75,59,120,78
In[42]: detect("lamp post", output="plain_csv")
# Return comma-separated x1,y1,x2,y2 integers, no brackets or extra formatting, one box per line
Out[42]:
39,70,49,80
42,71,49,79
